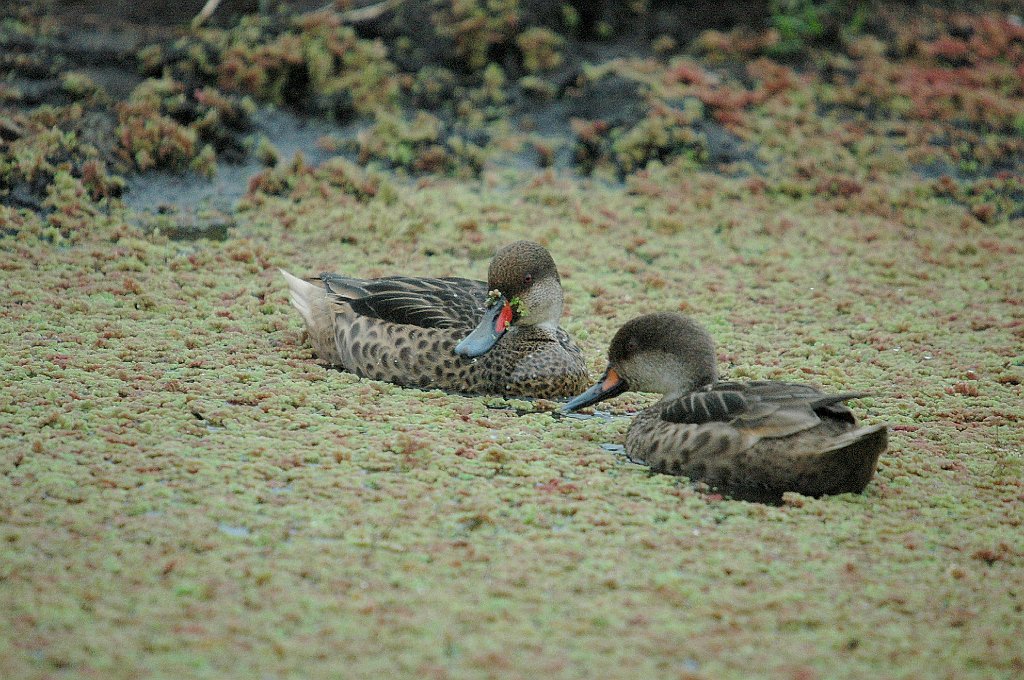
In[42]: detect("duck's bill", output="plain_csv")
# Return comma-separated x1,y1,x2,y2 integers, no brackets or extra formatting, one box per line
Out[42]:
561,367,627,412
454,299,513,358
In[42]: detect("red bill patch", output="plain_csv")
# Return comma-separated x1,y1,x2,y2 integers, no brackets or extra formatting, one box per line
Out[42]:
601,368,621,391
495,302,513,333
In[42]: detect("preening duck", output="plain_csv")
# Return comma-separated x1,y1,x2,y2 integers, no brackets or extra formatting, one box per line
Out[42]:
563,312,888,502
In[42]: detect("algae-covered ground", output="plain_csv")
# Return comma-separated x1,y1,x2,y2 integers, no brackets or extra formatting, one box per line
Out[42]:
2,2,1024,678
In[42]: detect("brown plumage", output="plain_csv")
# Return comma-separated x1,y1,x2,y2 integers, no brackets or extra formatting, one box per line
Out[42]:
280,241,589,398
563,312,888,503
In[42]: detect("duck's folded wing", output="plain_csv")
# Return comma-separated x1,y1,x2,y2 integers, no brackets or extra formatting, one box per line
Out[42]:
661,382,866,439
625,416,754,471
319,275,488,329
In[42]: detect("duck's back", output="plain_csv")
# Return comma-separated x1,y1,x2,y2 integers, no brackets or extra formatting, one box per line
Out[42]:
319,275,488,331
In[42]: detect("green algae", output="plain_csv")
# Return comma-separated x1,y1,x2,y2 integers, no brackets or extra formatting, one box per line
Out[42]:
3,157,1023,677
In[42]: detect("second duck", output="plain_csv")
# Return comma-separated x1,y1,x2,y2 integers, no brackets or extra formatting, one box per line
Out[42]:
563,312,888,503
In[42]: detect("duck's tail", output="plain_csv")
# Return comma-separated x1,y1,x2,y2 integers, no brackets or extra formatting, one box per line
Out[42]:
279,268,323,329
821,423,888,494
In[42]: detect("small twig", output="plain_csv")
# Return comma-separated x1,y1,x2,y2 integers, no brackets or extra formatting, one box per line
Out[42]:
192,0,404,30
192,0,223,28
306,0,407,25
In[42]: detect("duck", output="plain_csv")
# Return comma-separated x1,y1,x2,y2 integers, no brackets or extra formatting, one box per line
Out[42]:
562,312,888,502
280,240,590,398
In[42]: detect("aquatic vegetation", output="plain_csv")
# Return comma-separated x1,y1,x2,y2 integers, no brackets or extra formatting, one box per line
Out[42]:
516,27,565,74
152,13,399,118
766,0,826,57
4,148,1023,676
0,107,125,224
115,77,206,174
432,0,522,72
245,153,391,204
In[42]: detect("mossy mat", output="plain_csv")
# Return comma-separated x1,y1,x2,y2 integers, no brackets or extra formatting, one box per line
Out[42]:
3,168,1022,678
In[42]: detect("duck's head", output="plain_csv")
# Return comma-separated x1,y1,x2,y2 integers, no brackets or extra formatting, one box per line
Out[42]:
562,312,719,411
455,241,564,357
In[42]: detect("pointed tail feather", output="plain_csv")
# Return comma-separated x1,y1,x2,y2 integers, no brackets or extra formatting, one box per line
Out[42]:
280,268,323,328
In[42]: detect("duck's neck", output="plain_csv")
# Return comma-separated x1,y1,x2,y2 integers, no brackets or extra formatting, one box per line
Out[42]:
658,380,715,406
655,390,687,409
512,321,560,343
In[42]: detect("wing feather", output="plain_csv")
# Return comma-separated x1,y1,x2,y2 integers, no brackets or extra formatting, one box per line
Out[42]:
660,381,868,439
318,274,488,330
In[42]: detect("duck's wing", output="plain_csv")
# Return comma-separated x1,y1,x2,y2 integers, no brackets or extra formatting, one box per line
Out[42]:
660,381,866,439
318,275,488,330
